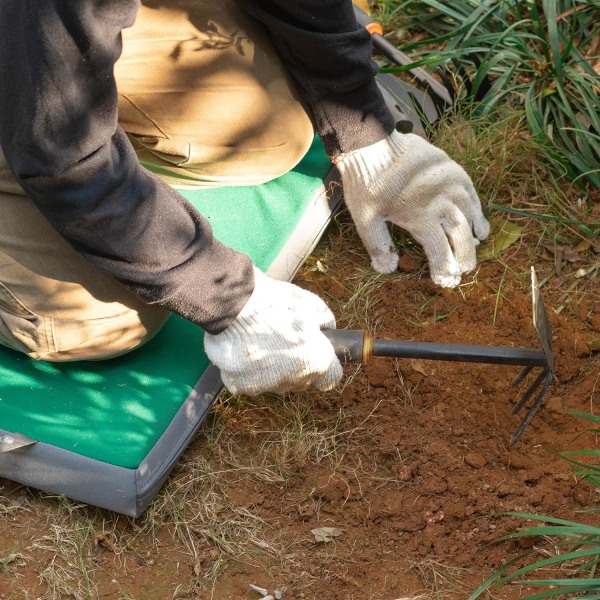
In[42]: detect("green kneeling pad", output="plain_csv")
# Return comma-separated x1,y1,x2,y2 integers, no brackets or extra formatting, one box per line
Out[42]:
0,139,341,516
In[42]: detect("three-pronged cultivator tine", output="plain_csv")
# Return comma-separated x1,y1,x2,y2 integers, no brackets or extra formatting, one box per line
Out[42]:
508,267,555,445
510,369,554,446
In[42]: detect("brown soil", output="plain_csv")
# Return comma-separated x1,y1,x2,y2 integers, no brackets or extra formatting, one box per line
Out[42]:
1,217,599,600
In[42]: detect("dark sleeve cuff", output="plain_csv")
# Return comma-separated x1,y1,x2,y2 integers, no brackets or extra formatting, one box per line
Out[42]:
315,79,396,157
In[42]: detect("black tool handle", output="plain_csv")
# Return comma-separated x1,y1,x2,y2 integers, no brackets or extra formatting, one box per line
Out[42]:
323,329,548,368
373,339,546,367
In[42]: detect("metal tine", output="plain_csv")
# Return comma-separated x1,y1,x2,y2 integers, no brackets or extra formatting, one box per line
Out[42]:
510,370,554,446
508,266,556,444
512,369,548,416
511,365,534,389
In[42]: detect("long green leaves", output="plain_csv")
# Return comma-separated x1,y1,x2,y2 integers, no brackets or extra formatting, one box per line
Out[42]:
392,0,600,188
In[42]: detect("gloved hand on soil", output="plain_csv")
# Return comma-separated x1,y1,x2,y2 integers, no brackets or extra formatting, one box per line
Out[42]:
336,130,490,288
204,267,343,396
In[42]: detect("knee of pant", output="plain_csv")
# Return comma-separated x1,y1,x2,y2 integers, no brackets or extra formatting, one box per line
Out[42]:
0,300,171,362
115,0,316,188
126,108,315,188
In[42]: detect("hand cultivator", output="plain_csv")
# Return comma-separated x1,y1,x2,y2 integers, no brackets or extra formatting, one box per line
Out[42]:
324,268,555,446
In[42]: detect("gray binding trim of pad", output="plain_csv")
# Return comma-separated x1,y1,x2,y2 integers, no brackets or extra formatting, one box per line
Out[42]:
133,364,223,514
267,168,342,281
0,365,221,517
0,430,138,514
0,172,342,516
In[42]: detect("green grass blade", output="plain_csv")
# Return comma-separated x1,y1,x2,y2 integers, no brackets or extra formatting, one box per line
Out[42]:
503,512,600,534
518,578,600,587
560,449,600,459
495,548,600,588
404,0,474,24
526,0,551,63
568,410,600,425
488,203,597,237
522,587,600,600
467,553,530,599
543,0,563,83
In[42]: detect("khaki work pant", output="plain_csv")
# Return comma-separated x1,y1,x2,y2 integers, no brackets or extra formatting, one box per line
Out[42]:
0,0,314,361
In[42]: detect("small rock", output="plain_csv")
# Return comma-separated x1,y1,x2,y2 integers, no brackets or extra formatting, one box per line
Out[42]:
572,332,590,357
424,510,445,524
496,483,513,497
397,465,413,481
314,474,347,502
503,453,533,470
249,584,269,596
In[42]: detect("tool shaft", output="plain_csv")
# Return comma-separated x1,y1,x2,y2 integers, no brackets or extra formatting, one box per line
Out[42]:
323,329,547,368
373,339,546,367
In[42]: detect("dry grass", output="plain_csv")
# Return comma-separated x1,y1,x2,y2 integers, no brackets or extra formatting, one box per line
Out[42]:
300,214,409,333
409,559,474,600
32,520,97,600
0,388,377,598
127,391,367,594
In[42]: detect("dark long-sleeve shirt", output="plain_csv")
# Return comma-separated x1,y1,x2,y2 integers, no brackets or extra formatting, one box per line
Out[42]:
0,0,394,334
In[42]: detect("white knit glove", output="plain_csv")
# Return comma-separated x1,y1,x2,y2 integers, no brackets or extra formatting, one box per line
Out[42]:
204,268,343,396
336,130,490,288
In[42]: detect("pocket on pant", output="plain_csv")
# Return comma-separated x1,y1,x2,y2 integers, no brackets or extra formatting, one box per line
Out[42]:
0,282,40,318
134,134,191,166
0,282,55,357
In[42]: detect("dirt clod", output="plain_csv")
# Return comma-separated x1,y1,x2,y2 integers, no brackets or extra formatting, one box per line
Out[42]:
464,452,486,469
